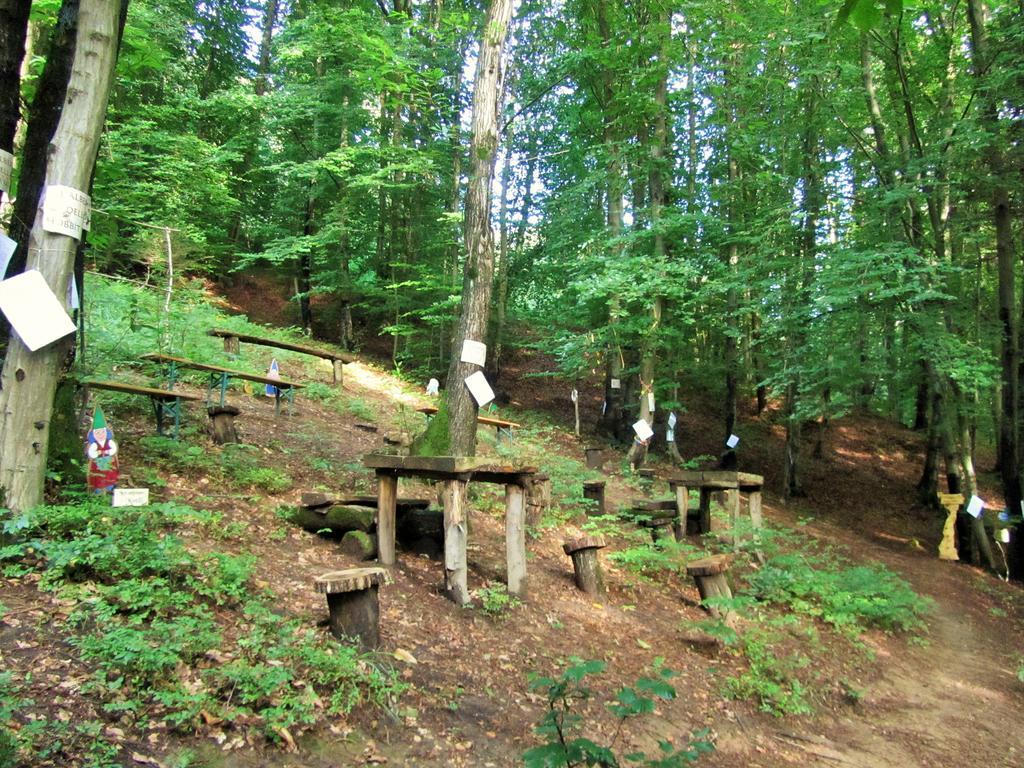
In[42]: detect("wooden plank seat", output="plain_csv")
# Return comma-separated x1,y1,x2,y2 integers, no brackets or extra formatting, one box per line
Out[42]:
82,380,202,439
142,353,304,415
362,454,536,606
416,406,521,445
209,328,356,386
314,567,391,648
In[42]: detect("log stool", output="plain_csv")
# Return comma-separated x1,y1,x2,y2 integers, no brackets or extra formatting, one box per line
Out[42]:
314,567,391,648
639,515,676,543
207,405,240,444
563,535,607,597
584,446,605,470
686,554,733,618
583,481,607,516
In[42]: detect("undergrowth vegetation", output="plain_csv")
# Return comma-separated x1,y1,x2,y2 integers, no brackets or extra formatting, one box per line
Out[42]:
0,498,403,764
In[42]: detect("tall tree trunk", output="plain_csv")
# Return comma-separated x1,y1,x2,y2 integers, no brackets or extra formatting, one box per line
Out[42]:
0,0,120,513
445,0,514,456
0,0,32,156
254,0,279,97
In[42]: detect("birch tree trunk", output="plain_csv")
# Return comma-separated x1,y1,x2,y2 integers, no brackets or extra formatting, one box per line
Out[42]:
0,0,120,513
445,0,514,456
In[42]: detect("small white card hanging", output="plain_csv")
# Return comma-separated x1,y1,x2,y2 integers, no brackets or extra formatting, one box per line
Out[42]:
601,399,607,416
632,419,654,442
999,528,1011,544
726,434,740,449
464,370,495,407
0,269,76,351
112,488,150,507
460,339,487,367
965,495,985,518
42,185,92,239
610,378,621,389
67,275,79,310
0,149,12,193
668,412,677,428
647,392,655,412
571,389,578,402
0,232,15,278
426,377,439,395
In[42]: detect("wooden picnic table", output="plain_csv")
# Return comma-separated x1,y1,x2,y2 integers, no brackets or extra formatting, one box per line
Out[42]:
83,380,202,439
363,454,536,606
659,470,764,552
208,328,356,386
416,406,521,445
142,353,304,415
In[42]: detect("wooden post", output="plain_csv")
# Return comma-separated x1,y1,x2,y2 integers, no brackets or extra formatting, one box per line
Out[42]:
223,335,240,355
699,488,712,534
376,472,398,566
315,567,391,649
583,481,607,516
727,489,741,550
332,359,344,387
748,489,764,562
563,535,607,597
505,482,527,600
673,483,689,540
440,479,470,605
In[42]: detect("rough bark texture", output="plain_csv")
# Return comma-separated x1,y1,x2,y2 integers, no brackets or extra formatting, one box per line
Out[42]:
0,0,32,153
0,0,119,513
444,0,513,457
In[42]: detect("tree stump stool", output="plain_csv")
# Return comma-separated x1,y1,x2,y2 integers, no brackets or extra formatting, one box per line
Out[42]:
584,446,605,470
685,554,733,618
207,405,241,444
563,535,607,598
639,515,676,543
583,481,607,516
314,567,392,648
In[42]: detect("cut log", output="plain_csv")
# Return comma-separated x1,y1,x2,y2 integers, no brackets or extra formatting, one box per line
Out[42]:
285,504,375,535
563,535,607,598
686,554,733,618
314,567,391,648
340,530,377,561
526,473,551,527
583,481,607,516
207,405,240,445
585,446,606,470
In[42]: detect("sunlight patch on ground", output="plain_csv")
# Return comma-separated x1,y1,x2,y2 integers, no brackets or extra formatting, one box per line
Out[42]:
347,362,429,409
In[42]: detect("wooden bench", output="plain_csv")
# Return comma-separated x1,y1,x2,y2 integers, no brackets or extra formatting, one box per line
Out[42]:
314,567,391,648
417,406,521,445
142,353,304,415
363,454,536,606
208,328,356,386
82,380,202,439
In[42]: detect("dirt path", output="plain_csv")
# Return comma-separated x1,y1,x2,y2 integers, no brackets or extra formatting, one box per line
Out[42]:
708,518,1024,768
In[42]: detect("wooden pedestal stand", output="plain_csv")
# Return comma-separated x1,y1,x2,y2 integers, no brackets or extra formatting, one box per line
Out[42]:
563,535,607,597
314,567,391,648
207,405,241,444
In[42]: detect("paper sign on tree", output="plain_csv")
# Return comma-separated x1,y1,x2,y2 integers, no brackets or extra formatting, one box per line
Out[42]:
726,434,740,449
113,488,150,507
966,495,984,518
460,339,487,367
42,185,92,239
570,389,578,402
0,269,76,351
464,370,495,407
647,392,655,412
632,419,654,442
610,378,621,389
0,149,12,193
999,528,1011,544
67,275,79,310
0,233,15,278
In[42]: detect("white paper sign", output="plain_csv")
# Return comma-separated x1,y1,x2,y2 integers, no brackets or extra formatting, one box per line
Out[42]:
966,495,985,518
0,269,76,351
601,399,607,416
0,149,12,193
999,528,1011,544
42,185,91,239
0,233,15,278
426,377,439,395
460,339,487,367
632,419,654,442
667,428,675,442
668,412,677,428
112,488,150,507
464,370,495,407
610,378,621,389
647,392,655,412
726,434,740,449
67,275,79,310
570,389,578,403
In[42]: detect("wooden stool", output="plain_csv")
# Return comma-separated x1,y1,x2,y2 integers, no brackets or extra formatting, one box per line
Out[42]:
638,515,675,543
686,554,733,618
207,405,240,444
583,481,607,516
314,567,391,648
585,446,605,470
563,535,607,597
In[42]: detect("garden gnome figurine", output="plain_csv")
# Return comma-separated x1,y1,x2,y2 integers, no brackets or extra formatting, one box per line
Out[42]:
85,406,119,494
265,358,280,397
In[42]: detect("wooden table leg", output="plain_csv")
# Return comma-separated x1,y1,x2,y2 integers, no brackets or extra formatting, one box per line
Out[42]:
333,359,344,387
440,479,470,605
727,489,741,550
699,488,712,534
505,483,527,600
376,471,398,566
673,483,689,541
748,490,764,562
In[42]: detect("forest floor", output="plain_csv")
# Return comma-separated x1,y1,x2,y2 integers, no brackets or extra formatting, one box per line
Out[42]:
3,283,1023,767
